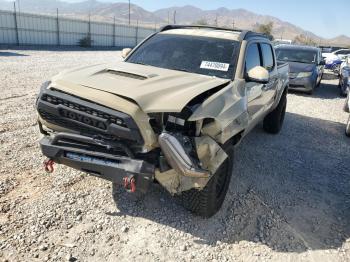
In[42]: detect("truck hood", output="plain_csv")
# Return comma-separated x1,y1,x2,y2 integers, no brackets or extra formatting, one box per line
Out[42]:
52,62,230,113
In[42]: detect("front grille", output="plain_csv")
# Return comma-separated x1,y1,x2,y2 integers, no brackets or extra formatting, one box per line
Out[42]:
38,109,109,137
41,94,127,128
37,88,144,145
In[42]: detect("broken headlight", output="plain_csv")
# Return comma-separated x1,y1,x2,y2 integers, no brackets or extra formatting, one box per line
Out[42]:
148,106,197,136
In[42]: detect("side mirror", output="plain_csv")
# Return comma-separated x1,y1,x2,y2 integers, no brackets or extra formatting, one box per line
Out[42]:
246,66,269,84
121,48,132,59
319,60,325,65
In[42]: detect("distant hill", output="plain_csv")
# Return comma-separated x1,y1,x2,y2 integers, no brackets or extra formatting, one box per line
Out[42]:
0,0,349,46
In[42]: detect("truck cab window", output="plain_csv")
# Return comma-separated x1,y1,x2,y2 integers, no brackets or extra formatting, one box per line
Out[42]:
260,43,274,71
245,43,261,73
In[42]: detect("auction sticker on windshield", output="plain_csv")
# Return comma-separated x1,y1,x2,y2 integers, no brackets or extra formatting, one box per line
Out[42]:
200,61,230,71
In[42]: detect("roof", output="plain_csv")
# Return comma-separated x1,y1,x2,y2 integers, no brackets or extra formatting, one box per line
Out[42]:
275,44,320,51
159,28,241,41
159,25,268,41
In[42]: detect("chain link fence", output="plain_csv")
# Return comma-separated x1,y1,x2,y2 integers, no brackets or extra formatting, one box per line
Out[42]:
0,9,157,47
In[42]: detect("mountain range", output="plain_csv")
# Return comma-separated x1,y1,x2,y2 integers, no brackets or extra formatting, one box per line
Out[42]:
0,0,349,47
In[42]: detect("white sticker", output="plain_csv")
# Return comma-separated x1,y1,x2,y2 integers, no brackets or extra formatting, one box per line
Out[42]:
200,61,230,72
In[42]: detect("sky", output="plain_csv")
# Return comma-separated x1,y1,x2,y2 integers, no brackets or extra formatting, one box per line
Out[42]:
10,0,350,38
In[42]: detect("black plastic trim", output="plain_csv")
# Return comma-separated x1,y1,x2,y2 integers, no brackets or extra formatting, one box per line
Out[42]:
37,88,143,144
40,135,154,192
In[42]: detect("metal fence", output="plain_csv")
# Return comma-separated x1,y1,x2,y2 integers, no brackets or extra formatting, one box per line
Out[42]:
0,9,157,47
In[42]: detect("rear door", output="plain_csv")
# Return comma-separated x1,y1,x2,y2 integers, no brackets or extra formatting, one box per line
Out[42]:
259,43,278,109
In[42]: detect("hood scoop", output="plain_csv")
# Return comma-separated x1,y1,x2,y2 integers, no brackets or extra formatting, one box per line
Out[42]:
106,69,157,80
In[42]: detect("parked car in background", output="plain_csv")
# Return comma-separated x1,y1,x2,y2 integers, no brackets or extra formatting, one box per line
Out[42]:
339,56,350,96
344,92,350,136
323,48,350,61
275,45,324,94
325,56,343,74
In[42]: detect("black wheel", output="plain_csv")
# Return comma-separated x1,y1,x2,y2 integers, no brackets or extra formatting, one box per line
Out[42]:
346,116,350,137
344,95,349,113
176,142,234,218
263,91,287,134
316,74,322,87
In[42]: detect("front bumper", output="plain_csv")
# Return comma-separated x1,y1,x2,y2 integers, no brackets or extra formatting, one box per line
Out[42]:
288,76,315,92
40,133,154,192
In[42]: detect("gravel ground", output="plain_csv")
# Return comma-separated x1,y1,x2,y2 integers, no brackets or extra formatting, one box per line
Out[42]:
0,48,349,262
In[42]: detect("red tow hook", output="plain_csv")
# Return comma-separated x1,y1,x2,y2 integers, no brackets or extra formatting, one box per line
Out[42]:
43,159,55,173
123,176,136,193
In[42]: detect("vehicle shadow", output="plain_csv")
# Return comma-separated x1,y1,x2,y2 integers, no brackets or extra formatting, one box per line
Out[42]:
289,79,341,100
109,112,350,253
0,51,29,57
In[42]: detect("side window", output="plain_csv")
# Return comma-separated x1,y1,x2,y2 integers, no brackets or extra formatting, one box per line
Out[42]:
245,43,261,73
260,43,274,70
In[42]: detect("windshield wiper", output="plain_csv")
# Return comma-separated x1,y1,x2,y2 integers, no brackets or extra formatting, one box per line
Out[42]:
132,61,149,66
283,59,312,64
172,67,192,73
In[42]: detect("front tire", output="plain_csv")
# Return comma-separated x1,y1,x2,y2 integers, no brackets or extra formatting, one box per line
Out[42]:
176,142,234,218
263,91,287,134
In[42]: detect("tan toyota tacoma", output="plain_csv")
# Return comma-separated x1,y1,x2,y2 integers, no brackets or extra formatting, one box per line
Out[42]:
36,25,289,217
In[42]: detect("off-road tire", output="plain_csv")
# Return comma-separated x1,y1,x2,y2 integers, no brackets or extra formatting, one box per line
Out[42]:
263,91,287,134
346,116,350,137
176,142,234,218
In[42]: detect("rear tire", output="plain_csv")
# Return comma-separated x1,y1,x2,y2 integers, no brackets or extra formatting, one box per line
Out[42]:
263,91,287,134
176,142,234,218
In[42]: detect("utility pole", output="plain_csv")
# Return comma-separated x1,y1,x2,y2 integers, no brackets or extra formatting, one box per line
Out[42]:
56,8,60,46
128,0,131,25
215,14,218,26
13,2,19,45
232,19,235,29
167,11,170,24
173,10,176,24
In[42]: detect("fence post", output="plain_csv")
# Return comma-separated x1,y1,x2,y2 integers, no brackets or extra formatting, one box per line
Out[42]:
135,20,138,46
113,16,116,47
56,8,60,46
13,2,19,46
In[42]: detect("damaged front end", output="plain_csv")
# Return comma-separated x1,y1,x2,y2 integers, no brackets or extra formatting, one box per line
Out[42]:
156,132,227,194
152,81,248,194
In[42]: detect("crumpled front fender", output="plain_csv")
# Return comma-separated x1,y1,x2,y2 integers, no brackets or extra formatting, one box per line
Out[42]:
189,80,249,144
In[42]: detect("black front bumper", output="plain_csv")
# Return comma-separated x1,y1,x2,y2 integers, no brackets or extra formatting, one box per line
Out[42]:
40,133,155,192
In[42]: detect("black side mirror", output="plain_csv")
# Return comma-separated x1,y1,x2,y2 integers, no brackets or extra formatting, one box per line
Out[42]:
319,60,325,65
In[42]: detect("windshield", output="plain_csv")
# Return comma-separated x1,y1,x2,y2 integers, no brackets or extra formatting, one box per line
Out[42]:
276,48,317,64
126,33,239,79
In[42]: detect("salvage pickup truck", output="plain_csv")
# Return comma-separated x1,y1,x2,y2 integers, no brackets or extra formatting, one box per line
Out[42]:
36,25,289,217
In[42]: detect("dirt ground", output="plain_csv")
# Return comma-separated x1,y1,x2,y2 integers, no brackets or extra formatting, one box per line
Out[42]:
0,48,349,262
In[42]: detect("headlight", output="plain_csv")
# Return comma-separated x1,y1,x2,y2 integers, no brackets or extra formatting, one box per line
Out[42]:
296,72,313,78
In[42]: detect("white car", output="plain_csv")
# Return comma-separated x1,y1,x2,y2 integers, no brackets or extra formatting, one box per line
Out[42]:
339,56,350,96
323,48,350,61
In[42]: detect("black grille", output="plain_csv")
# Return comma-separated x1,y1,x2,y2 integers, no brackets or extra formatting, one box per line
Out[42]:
41,94,127,128
38,109,110,137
